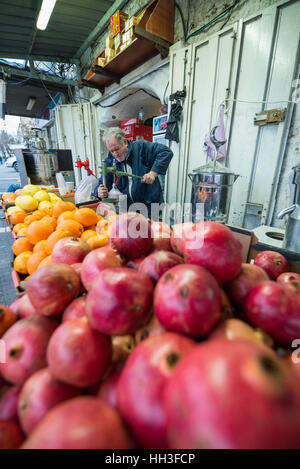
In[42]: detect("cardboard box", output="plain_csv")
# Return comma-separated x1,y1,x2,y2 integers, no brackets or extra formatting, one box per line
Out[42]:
123,27,135,44
125,16,139,31
110,10,128,38
105,36,114,49
114,33,122,52
105,48,115,59
97,57,105,67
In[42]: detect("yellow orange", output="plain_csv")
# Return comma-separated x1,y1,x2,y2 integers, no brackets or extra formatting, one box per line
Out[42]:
81,230,99,242
12,238,34,256
38,255,52,269
66,202,76,211
56,220,84,238
38,201,53,215
27,251,48,275
33,240,47,254
41,216,57,230
17,226,28,237
52,201,72,218
13,223,27,235
86,234,109,250
26,220,54,245
57,211,76,223
14,251,32,275
74,208,98,227
10,211,27,225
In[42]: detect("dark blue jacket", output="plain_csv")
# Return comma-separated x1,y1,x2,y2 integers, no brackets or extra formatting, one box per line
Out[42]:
94,139,173,211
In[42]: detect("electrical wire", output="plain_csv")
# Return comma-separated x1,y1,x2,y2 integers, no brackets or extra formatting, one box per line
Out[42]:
175,2,186,39
186,0,242,41
6,77,32,86
98,88,160,108
163,81,169,105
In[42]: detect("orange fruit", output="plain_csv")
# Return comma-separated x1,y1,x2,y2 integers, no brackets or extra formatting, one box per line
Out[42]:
17,226,28,237
57,211,76,223
14,189,23,197
52,201,72,218
0,304,18,337
45,229,72,255
85,225,97,231
12,238,34,256
81,230,99,242
10,211,27,225
86,234,109,250
41,216,57,230
13,223,27,234
38,255,52,269
27,251,48,275
33,240,47,254
96,219,109,235
74,208,98,227
65,202,76,211
56,220,84,238
14,251,32,275
26,220,54,245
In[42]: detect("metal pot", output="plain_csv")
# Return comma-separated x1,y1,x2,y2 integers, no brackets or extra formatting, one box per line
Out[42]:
188,161,239,224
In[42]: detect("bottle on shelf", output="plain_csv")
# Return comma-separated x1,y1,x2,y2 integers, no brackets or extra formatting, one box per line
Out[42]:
138,106,144,124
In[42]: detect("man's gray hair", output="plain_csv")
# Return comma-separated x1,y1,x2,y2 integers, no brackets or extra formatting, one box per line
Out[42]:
103,127,126,144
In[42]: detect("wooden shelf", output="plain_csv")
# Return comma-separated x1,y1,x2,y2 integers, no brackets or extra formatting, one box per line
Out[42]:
82,0,174,91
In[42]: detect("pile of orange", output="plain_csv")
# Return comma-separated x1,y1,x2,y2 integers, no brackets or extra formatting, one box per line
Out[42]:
10,201,111,278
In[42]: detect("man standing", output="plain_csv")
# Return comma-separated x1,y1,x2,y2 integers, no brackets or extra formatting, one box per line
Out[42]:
94,127,173,217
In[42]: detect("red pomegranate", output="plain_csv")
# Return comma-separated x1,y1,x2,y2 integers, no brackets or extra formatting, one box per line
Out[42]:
154,265,222,338
14,294,38,319
151,221,172,252
8,299,20,317
0,305,18,337
118,332,196,449
170,222,194,256
86,268,153,336
0,316,57,385
110,212,153,259
21,396,134,449
224,263,269,311
97,368,122,411
184,222,242,284
26,263,80,316
51,237,90,265
164,339,300,449
277,272,300,293
254,250,289,280
47,317,112,387
0,420,24,449
62,296,87,322
135,314,166,345
18,367,81,435
138,251,184,285
245,281,300,345
0,385,22,420
80,245,124,291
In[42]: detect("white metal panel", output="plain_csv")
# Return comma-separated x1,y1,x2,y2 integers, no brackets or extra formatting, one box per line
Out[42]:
166,44,193,205
167,0,300,229
249,1,300,223
183,27,237,206
54,103,97,186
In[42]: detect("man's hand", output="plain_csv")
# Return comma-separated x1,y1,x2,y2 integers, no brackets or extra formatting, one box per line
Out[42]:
98,184,108,199
141,171,158,184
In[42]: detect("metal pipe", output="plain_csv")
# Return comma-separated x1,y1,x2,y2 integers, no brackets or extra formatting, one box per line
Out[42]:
277,204,296,220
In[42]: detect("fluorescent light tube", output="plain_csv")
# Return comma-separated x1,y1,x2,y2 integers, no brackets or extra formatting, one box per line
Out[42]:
26,97,36,111
36,0,57,30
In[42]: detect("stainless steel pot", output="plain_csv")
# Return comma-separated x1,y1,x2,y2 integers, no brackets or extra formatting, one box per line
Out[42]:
188,161,239,224
277,163,300,253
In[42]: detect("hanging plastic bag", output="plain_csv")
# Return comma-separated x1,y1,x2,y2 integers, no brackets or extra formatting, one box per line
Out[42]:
74,175,98,204
56,172,69,196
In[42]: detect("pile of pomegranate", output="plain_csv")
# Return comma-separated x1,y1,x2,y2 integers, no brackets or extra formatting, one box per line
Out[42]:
1,212,300,449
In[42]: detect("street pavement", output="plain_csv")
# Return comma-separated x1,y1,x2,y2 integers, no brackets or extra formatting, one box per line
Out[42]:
0,164,21,306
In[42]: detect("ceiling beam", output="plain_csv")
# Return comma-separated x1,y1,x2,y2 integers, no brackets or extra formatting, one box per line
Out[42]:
0,54,77,64
74,0,129,60
0,62,77,86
